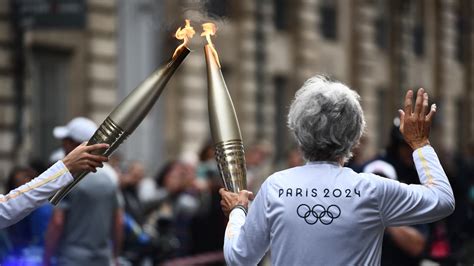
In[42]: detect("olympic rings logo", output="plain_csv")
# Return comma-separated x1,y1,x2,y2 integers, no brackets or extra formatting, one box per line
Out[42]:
296,204,341,225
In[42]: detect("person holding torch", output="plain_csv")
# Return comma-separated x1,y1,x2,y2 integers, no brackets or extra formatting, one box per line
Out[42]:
0,142,109,229
219,75,455,265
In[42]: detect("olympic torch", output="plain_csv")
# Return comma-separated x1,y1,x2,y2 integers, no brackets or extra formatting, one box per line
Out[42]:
49,20,195,205
202,23,247,192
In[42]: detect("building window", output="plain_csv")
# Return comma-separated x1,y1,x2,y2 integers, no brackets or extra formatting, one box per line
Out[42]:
319,0,337,40
376,88,387,149
205,0,228,18
413,2,425,57
375,17,388,50
374,0,389,50
31,48,71,158
413,25,424,56
274,76,288,162
455,2,466,63
455,98,465,150
274,0,288,31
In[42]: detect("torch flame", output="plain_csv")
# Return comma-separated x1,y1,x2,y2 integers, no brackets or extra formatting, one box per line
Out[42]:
201,22,221,67
173,19,195,59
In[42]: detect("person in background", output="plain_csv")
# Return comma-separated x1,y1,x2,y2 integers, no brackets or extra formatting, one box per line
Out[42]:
121,161,147,225
43,117,123,266
286,147,305,168
119,161,153,265
146,160,199,263
5,167,37,254
346,135,368,172
450,141,474,264
246,142,272,193
363,160,428,266
195,141,218,184
188,142,227,264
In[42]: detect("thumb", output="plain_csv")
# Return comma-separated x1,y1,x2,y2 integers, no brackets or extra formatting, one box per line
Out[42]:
398,109,405,132
240,190,254,200
248,191,255,201
219,188,227,197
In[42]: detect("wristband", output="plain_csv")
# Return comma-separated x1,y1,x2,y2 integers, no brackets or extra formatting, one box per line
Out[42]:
232,204,248,216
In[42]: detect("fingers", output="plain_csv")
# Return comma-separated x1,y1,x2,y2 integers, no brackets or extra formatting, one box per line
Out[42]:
403,88,431,118
413,88,424,116
399,88,435,150
239,190,254,199
86,153,109,163
248,191,255,201
403,90,414,115
238,190,254,203
420,92,429,117
398,109,405,131
87,159,103,169
83,143,110,152
425,103,437,122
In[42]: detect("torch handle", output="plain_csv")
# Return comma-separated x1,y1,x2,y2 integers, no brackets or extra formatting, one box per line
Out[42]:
215,139,247,192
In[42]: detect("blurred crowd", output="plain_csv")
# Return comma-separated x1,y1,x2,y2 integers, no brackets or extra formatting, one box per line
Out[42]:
0,118,284,266
0,116,473,266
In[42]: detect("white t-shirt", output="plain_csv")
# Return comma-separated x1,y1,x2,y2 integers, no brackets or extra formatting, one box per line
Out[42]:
224,145,455,265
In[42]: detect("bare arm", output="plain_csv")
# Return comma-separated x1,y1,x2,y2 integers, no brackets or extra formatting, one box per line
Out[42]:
112,208,124,264
43,209,65,266
386,226,426,256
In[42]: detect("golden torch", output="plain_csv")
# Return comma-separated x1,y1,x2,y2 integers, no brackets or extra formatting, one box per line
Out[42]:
50,20,195,205
202,23,247,192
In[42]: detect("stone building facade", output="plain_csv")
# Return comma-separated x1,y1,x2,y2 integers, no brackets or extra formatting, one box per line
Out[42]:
0,0,118,177
0,0,472,177
167,0,473,165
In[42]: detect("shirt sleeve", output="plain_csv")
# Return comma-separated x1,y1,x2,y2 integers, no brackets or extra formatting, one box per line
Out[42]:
0,160,74,228
376,145,455,226
224,181,271,265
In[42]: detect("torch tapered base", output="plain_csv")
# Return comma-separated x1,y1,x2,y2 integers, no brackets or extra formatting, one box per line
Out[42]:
215,139,247,192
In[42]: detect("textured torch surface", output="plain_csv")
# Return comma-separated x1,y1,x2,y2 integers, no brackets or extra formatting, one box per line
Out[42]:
204,45,247,192
49,46,190,205
215,140,247,192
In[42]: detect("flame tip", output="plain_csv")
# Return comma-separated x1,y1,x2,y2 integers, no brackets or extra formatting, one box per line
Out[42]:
173,19,195,59
201,22,220,67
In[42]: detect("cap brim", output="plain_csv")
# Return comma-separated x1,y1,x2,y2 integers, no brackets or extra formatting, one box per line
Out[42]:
53,126,69,139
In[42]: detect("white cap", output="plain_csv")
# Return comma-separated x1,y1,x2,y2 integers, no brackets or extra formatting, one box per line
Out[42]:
49,148,65,163
53,117,97,143
363,160,398,180
179,150,199,166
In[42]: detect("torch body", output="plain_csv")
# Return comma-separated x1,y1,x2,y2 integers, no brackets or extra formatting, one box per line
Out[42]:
49,46,190,205
204,45,247,192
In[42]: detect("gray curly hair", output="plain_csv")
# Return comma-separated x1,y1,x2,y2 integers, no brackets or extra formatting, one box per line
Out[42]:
287,75,366,163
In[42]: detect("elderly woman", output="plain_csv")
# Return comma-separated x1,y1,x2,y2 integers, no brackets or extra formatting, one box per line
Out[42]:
219,75,454,265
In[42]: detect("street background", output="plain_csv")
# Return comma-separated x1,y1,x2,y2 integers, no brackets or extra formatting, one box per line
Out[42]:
0,0,473,265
